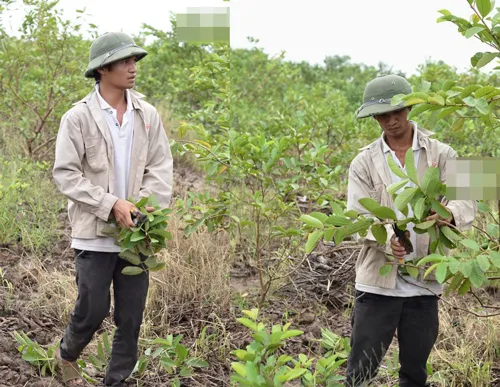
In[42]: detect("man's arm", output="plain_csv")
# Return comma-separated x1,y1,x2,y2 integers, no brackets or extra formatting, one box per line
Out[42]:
346,156,395,253
52,111,119,221
137,110,173,208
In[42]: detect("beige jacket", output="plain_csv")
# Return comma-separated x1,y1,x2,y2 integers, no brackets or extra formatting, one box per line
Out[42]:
347,126,476,288
53,88,173,239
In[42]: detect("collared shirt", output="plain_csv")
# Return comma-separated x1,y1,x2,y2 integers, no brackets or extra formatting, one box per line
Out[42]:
71,84,135,253
356,121,443,297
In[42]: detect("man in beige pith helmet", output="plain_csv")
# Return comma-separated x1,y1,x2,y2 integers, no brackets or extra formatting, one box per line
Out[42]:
345,74,476,386
52,32,173,386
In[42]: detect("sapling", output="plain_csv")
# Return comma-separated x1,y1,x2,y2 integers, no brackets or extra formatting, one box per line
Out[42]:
102,195,172,275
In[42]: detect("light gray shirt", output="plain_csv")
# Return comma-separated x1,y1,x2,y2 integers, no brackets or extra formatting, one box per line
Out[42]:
355,121,443,297
71,84,134,253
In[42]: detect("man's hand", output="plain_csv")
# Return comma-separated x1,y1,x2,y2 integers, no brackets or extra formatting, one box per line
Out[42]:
391,235,408,262
425,208,454,227
145,206,155,213
112,199,136,228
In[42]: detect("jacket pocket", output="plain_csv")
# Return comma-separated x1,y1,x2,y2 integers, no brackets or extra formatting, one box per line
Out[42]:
84,136,107,172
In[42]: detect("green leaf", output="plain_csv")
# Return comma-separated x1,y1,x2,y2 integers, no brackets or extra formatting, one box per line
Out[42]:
309,211,329,223
237,317,258,332
339,219,373,238
134,197,149,208
459,239,480,251
394,187,419,212
475,85,497,98
371,206,398,221
415,219,436,230
477,255,491,271
476,52,497,68
101,226,119,236
148,229,172,240
371,224,388,245
404,148,418,183
179,366,194,377
325,215,351,226
440,230,457,249
421,167,440,196
469,261,487,288
451,117,465,133
428,94,445,106
130,231,146,242
148,262,166,272
459,278,471,294
477,201,491,213
281,329,304,339
414,197,427,220
430,198,451,219
118,250,141,265
475,98,490,115
387,154,408,178
447,273,465,294
406,266,420,278
144,255,158,268
231,362,247,377
448,258,460,275
344,210,359,218
300,214,324,229
487,250,500,269
476,0,493,18
417,254,446,266
241,308,259,320
464,26,485,38
424,263,439,279
358,198,381,213
387,179,410,195
324,227,335,241
440,225,462,241
379,264,393,276
435,262,448,283
121,266,144,275
404,97,428,106
279,368,307,382
305,230,324,254
186,358,209,368
487,223,499,238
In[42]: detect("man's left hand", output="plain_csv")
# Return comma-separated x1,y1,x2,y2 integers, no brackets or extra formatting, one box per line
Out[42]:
425,208,454,227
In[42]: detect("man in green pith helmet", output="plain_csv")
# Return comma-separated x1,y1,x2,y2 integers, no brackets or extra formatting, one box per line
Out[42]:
345,74,476,387
52,32,173,386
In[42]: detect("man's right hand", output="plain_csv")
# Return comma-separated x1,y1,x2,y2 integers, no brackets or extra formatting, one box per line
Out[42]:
390,235,408,261
112,199,136,229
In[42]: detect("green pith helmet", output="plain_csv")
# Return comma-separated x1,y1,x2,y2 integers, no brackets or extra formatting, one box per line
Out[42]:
356,74,412,118
84,32,148,78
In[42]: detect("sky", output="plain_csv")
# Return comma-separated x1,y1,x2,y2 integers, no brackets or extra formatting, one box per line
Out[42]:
1,0,497,75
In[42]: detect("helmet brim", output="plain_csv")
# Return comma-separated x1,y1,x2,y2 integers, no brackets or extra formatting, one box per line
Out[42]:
356,102,405,119
84,46,148,78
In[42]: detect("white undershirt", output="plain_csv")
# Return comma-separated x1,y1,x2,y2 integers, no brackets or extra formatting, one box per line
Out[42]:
356,121,443,297
71,84,135,252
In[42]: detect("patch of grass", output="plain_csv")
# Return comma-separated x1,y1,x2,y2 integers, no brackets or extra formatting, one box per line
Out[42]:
429,297,500,387
142,214,230,337
0,155,65,253
22,257,77,326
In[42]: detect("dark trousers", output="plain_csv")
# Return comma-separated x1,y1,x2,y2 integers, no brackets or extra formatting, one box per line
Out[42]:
60,249,149,387
346,290,439,387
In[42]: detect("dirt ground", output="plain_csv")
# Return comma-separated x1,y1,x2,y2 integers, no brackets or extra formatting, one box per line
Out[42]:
0,163,232,386
0,235,359,387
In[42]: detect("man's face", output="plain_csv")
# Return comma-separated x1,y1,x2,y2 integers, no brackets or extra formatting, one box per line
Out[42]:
373,108,411,140
99,56,138,89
